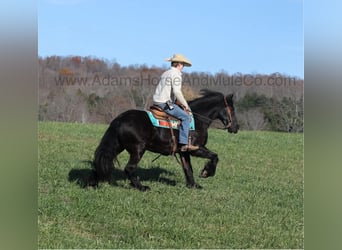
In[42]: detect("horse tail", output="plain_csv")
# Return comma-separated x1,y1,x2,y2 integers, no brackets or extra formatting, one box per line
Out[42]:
92,120,122,183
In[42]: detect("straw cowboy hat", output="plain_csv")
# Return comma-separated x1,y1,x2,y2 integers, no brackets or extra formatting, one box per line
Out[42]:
165,54,192,67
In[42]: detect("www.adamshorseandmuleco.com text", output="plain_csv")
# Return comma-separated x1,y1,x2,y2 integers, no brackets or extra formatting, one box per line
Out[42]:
54,73,298,87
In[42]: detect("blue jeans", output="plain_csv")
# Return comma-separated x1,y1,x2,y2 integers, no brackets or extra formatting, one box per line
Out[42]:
154,102,190,145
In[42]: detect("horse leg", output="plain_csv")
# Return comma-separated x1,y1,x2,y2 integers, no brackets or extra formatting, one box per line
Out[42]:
124,145,150,191
179,152,202,189
190,147,218,178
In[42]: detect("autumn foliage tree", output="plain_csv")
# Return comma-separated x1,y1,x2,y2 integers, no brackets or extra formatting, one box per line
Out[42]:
38,55,303,132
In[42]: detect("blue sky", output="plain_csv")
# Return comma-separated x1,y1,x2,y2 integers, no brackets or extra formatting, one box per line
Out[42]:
38,0,303,78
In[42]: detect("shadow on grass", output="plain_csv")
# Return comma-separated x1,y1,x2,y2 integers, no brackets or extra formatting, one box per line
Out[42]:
68,161,177,189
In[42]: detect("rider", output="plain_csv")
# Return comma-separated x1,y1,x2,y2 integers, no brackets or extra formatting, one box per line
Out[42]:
153,54,199,152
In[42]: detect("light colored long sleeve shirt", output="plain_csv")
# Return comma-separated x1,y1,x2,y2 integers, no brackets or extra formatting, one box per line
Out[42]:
153,67,189,109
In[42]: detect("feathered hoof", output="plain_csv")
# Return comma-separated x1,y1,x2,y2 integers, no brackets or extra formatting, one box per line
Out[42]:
199,169,209,178
140,185,151,192
199,168,215,178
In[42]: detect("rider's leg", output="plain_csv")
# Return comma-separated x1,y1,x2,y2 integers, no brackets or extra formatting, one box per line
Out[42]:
155,103,198,151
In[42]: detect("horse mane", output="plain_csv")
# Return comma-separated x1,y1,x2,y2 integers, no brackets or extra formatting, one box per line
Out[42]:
188,89,224,107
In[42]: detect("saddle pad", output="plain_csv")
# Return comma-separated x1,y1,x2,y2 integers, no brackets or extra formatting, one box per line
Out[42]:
145,110,195,130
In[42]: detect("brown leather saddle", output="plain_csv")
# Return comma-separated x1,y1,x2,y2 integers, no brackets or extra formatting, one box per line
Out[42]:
148,105,181,124
147,105,181,153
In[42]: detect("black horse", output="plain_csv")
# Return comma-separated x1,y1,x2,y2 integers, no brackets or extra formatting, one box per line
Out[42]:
91,89,239,191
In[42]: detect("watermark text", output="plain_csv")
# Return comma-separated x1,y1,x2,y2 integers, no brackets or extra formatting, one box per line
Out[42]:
54,73,298,87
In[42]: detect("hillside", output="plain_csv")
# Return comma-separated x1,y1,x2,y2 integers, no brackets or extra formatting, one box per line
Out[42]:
39,56,303,131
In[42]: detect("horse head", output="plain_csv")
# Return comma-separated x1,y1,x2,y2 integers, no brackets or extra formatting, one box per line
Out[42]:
218,94,239,133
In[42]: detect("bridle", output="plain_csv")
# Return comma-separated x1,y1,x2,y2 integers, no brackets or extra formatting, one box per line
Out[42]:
224,97,233,129
192,97,233,130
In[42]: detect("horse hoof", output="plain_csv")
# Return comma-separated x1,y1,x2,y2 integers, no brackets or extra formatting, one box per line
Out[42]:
140,185,151,192
199,170,208,178
187,183,203,189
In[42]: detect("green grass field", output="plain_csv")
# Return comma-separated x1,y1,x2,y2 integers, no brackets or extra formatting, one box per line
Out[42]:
38,121,303,249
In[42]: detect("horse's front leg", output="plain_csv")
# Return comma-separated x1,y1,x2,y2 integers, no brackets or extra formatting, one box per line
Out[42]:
190,147,218,178
179,152,202,189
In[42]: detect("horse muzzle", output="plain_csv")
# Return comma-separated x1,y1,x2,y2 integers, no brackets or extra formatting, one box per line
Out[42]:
226,123,239,134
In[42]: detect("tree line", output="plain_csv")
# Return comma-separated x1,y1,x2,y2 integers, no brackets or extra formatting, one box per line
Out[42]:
39,55,303,132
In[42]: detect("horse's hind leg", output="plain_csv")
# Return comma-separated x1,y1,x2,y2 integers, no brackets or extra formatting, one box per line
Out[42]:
124,145,149,191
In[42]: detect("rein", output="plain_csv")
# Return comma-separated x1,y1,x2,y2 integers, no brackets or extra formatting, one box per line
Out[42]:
191,111,213,124
224,97,233,129
192,96,233,130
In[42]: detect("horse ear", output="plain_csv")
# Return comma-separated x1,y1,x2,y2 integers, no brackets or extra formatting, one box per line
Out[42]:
226,93,234,100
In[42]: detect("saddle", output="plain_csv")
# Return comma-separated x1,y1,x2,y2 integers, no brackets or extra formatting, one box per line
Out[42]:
149,105,180,123
146,105,195,154
146,105,195,130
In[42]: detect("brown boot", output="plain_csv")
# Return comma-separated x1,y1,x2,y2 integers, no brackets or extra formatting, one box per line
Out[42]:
180,144,199,152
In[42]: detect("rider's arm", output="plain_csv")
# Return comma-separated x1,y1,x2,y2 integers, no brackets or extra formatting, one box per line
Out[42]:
172,73,190,110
